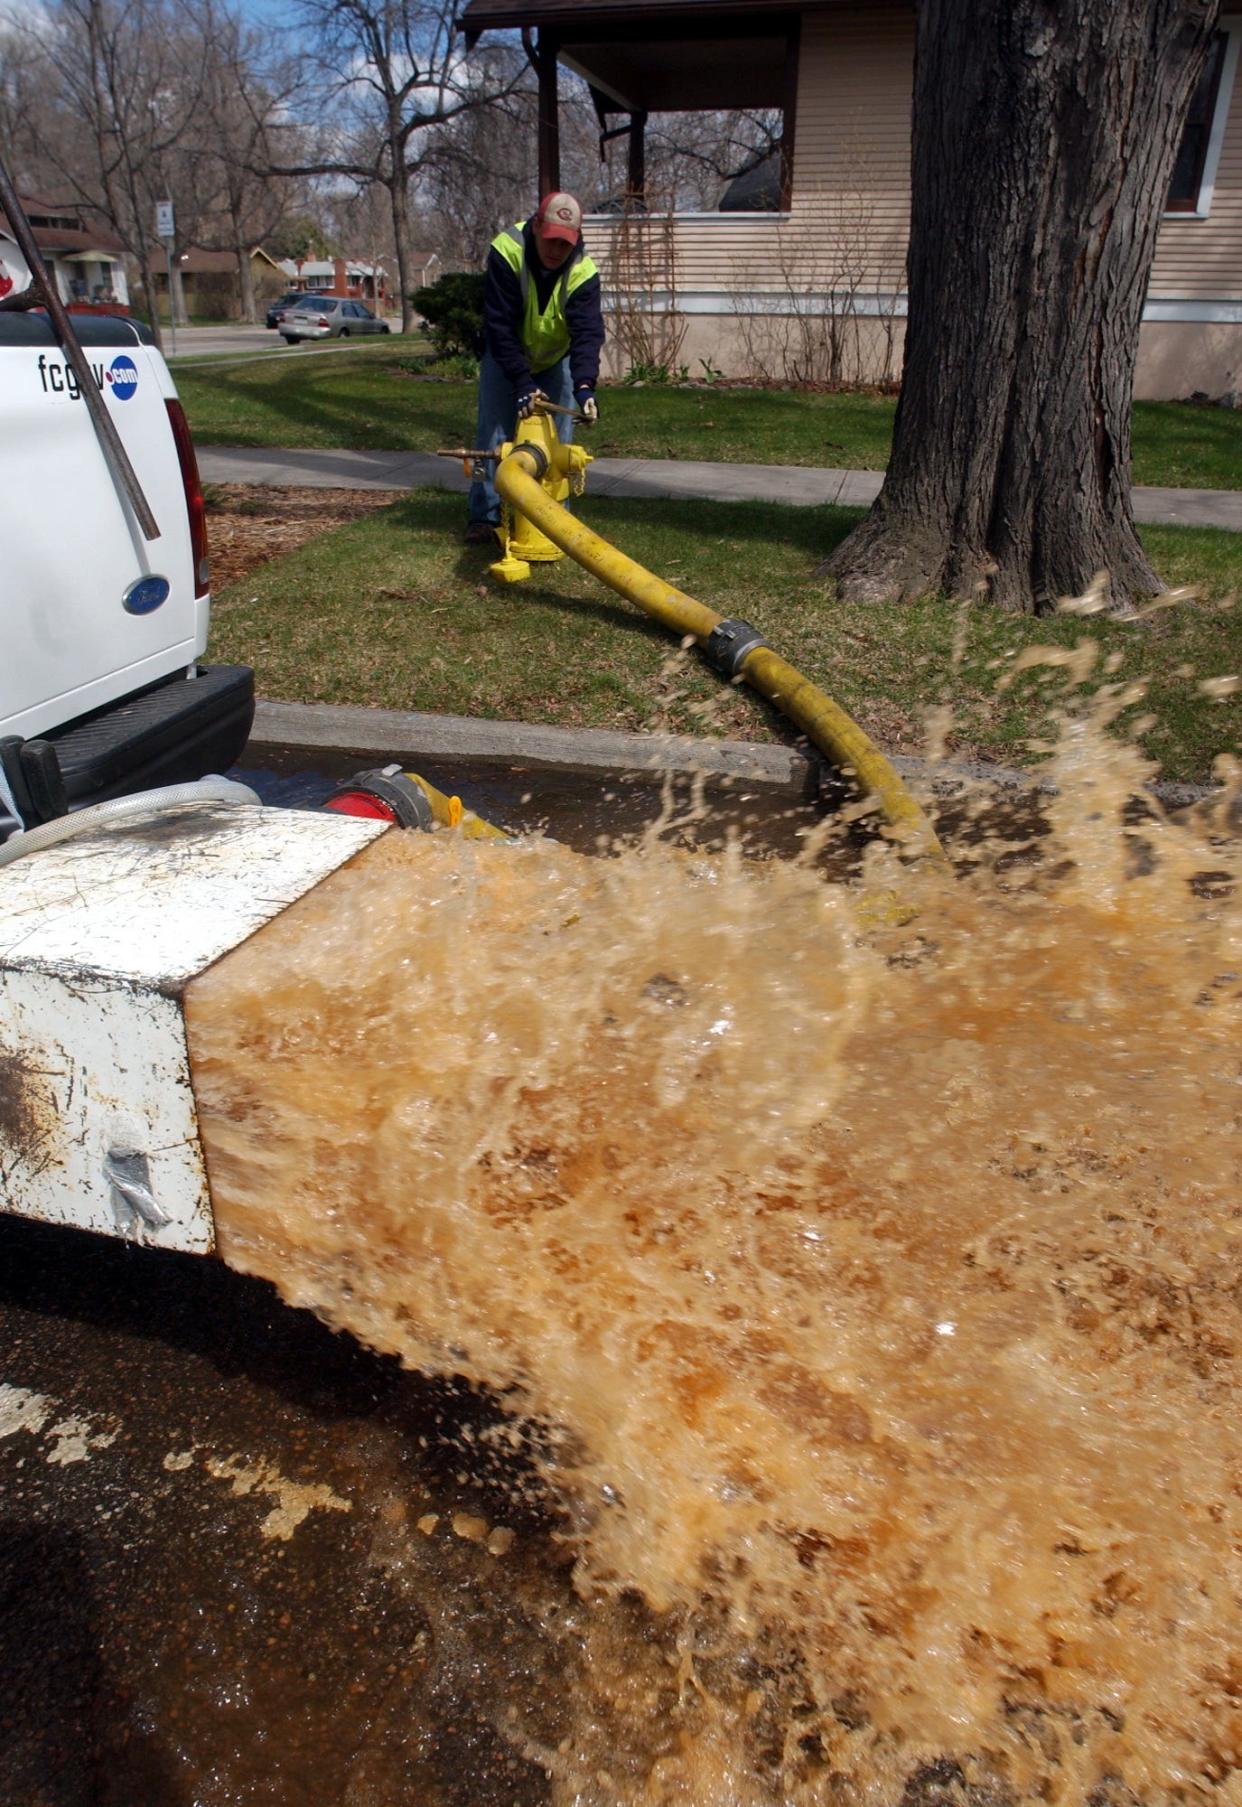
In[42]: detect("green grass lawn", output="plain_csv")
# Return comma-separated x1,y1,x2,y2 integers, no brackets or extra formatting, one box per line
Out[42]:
175,343,1242,490
209,490,1241,785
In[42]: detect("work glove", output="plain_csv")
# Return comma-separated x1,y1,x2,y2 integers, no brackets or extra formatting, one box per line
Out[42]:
576,387,599,425
516,385,546,420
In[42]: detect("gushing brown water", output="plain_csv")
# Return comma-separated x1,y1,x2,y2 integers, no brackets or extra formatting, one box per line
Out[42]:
185,723,1241,1805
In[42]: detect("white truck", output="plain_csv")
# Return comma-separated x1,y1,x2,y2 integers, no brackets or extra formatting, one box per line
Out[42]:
0,259,253,843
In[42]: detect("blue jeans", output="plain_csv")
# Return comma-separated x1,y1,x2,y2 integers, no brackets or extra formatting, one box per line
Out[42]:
467,350,575,528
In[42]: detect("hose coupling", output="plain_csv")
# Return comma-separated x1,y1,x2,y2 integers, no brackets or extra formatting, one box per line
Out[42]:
506,441,550,481
705,618,769,677
326,766,435,831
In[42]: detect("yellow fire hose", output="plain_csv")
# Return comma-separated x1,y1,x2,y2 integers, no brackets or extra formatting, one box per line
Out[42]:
489,428,948,871
406,771,511,842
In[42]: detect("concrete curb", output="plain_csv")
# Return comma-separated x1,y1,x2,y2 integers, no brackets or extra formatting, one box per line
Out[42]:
248,700,1218,813
249,700,817,793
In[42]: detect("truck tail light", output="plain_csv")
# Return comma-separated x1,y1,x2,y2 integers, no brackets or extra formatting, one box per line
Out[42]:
165,398,210,597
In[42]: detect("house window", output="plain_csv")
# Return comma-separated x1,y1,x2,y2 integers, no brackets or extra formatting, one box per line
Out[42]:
1166,28,1233,214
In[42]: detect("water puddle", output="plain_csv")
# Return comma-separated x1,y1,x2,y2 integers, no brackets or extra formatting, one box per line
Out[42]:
232,747,838,862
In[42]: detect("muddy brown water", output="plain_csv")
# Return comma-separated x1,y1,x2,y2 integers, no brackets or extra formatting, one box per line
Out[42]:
190,717,1240,1805
3,710,1239,1805
232,744,1050,873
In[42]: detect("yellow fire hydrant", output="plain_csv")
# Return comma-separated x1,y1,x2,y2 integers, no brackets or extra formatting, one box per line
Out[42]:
489,412,593,584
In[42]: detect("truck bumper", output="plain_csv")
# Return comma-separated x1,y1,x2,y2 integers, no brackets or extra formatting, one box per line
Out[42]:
2,664,255,826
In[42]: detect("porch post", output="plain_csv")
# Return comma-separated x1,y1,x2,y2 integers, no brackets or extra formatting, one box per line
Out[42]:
627,108,648,205
536,28,561,194
779,17,801,212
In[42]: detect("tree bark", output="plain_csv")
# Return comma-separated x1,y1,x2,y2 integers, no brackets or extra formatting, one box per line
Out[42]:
388,124,415,333
826,0,1221,614
234,230,257,324
135,246,164,353
170,258,189,327
392,178,415,333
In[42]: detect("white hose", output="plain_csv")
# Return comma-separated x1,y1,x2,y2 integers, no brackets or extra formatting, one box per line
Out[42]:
0,777,260,869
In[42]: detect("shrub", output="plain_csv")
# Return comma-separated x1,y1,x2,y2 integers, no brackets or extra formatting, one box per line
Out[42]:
620,361,691,385
411,271,486,360
427,351,480,379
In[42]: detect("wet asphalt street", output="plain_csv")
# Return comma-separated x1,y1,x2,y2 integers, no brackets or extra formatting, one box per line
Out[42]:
0,1216,588,1807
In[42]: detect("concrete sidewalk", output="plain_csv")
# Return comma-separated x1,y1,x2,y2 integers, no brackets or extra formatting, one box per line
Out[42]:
197,443,1242,533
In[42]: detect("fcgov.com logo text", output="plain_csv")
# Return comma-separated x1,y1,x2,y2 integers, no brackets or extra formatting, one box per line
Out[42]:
36,352,139,401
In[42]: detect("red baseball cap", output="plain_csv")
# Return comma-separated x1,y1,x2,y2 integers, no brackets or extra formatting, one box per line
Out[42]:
535,192,583,244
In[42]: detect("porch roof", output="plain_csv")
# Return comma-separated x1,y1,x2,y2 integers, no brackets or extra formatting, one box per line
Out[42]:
460,0,818,111
0,197,126,260
461,0,835,21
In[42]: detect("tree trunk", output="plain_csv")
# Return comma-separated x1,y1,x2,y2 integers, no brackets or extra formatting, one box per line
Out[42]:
170,260,189,328
390,153,415,334
826,0,1221,614
136,247,164,352
233,218,257,324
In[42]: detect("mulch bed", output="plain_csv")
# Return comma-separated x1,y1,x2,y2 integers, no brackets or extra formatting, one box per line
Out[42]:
204,485,408,586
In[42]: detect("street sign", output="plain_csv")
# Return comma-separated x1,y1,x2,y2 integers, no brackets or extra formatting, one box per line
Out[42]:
157,201,177,351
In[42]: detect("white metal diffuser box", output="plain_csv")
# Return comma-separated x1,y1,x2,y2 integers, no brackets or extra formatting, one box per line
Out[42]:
0,802,387,1252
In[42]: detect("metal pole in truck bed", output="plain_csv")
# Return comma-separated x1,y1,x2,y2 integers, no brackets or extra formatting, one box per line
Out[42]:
0,155,161,542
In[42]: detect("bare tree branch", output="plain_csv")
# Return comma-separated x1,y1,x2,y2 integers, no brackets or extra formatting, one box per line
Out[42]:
266,0,526,328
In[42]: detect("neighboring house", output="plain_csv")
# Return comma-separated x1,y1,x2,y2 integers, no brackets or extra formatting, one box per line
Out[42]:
460,0,1242,401
408,249,443,290
276,257,393,309
147,245,287,318
0,196,129,311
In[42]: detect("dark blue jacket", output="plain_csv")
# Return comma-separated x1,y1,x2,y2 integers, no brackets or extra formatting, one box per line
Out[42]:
482,219,604,395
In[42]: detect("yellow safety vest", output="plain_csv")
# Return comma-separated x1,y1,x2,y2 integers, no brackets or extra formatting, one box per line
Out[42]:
491,221,598,374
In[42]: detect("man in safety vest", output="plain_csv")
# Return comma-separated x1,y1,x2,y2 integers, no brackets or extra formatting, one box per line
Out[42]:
465,191,604,543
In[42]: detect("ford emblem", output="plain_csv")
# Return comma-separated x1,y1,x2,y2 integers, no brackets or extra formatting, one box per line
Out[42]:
123,574,171,615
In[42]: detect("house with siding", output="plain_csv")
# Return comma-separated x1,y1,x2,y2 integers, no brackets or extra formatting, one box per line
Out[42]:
0,196,129,312
459,0,1242,400
147,245,289,319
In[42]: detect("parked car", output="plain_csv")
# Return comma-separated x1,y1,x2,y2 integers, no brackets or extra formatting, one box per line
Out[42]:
265,288,305,328
280,297,391,343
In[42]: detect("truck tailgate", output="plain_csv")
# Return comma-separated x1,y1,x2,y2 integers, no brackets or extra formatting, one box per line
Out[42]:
0,314,204,742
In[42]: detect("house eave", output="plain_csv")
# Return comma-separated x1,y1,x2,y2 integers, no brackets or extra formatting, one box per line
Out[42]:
460,0,847,26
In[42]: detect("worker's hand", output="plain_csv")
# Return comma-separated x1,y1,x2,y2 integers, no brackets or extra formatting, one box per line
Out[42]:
576,388,599,425
516,386,546,420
